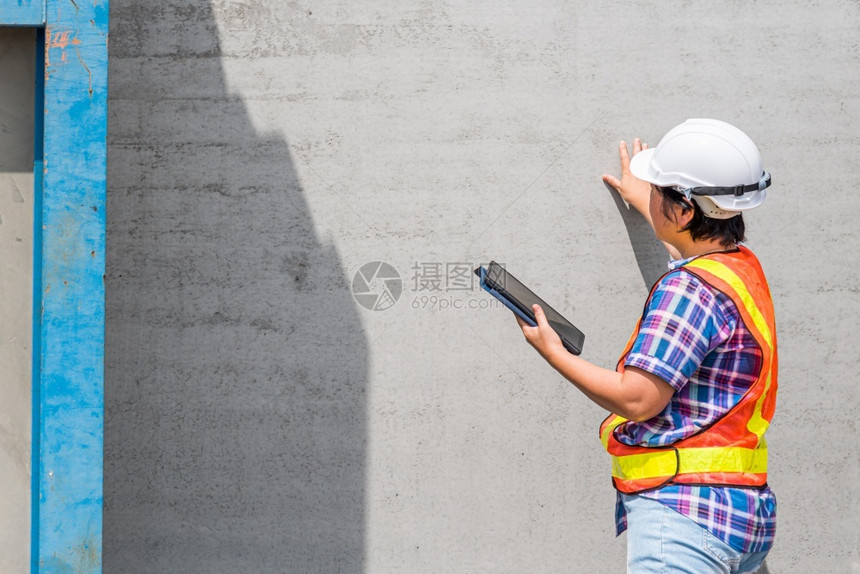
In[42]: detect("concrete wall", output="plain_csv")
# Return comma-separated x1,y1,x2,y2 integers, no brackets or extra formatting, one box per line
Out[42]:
0,27,33,574
106,1,860,572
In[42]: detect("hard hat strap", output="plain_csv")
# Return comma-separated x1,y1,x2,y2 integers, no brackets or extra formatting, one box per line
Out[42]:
682,171,771,197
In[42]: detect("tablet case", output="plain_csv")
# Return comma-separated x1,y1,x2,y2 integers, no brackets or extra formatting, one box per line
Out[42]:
474,263,584,355
475,266,537,327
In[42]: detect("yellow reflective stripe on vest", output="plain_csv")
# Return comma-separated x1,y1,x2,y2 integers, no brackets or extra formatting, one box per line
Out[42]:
611,442,768,481
683,258,775,439
684,258,773,349
601,415,627,449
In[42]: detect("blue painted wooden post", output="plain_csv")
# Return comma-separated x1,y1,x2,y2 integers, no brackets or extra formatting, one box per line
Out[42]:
1,1,108,572
37,1,108,570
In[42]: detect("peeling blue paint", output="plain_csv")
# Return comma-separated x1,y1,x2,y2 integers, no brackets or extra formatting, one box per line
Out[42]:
2,1,107,573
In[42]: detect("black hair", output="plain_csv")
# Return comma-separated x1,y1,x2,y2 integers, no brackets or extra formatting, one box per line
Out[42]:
657,186,745,248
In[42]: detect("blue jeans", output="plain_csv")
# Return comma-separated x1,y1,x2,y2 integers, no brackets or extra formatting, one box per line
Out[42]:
623,493,770,574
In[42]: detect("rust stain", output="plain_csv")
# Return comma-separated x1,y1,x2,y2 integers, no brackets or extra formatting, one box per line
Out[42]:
45,25,51,67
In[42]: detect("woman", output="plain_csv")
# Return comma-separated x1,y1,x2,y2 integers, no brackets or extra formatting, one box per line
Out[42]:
517,119,777,573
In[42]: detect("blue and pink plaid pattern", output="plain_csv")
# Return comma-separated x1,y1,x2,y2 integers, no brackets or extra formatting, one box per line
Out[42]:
613,266,776,553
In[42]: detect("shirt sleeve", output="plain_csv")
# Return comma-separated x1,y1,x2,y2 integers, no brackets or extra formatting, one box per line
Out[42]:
624,270,735,391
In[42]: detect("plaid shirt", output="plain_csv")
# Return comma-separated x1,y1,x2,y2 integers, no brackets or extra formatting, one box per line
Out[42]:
614,256,777,553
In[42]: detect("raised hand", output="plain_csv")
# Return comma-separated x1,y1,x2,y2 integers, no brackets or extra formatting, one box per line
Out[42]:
602,138,652,220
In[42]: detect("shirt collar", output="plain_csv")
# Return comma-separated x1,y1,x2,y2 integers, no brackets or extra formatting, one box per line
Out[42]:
667,255,697,271
666,244,744,270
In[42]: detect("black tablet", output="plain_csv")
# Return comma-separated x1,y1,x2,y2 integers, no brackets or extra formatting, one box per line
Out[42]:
474,261,585,355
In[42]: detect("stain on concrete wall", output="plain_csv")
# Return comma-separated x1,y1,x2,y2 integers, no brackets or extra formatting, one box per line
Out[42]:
0,26,34,574
105,1,860,572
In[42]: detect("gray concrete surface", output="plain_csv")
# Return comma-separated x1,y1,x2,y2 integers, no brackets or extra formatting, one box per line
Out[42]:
105,1,859,572
0,27,34,574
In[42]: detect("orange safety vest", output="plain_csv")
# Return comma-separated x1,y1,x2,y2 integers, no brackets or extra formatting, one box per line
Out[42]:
599,246,778,493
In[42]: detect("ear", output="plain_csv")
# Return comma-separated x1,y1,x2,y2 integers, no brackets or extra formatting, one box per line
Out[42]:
673,201,695,228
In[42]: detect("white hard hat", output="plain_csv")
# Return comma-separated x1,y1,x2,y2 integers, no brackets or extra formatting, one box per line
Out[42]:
629,119,771,219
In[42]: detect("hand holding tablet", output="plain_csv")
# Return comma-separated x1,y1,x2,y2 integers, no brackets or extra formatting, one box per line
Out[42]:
474,261,585,355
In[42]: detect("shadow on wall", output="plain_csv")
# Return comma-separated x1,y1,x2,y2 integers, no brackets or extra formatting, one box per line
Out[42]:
0,27,34,174
105,2,368,572
604,180,668,289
